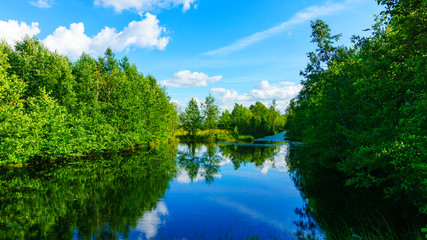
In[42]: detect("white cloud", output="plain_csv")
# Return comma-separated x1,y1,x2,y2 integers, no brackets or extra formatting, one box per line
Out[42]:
160,70,222,88
42,13,169,60
0,20,40,45
203,1,348,56
43,23,92,60
30,0,52,8
210,80,302,111
94,0,197,13
136,201,168,239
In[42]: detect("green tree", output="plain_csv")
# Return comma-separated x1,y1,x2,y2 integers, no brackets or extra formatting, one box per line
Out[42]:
180,98,202,138
0,43,33,165
0,39,177,165
218,109,232,131
285,0,427,215
202,94,220,137
6,37,77,109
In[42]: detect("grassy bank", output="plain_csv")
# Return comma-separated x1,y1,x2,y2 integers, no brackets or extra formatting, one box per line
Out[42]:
176,129,255,142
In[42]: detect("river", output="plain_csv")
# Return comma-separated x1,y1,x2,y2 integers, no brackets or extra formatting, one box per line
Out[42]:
0,134,423,239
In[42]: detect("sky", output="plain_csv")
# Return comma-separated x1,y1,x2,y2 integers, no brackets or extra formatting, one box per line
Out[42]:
0,0,383,112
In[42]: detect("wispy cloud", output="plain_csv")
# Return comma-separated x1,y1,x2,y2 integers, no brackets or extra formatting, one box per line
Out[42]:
203,1,349,56
30,0,52,8
213,197,288,232
94,0,197,13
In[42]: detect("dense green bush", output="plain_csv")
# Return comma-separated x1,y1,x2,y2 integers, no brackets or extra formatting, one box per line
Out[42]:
285,0,426,214
0,38,177,166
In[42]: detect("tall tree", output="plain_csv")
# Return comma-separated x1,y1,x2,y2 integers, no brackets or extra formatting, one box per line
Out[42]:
285,0,427,215
269,99,280,133
202,94,220,137
180,98,202,138
218,109,232,131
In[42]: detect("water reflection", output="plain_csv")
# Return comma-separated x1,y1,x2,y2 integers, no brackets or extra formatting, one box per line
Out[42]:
175,142,289,183
218,142,283,172
135,201,168,239
169,142,321,239
0,145,178,240
176,143,222,184
286,144,426,240
0,141,328,240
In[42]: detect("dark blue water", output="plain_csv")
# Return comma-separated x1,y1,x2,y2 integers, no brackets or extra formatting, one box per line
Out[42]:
123,143,323,240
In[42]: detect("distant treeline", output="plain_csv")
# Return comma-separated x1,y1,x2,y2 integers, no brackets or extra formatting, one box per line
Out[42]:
0,38,177,166
285,0,426,214
179,96,287,139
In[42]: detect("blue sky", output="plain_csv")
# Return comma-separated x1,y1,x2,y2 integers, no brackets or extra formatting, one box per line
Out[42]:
0,0,383,112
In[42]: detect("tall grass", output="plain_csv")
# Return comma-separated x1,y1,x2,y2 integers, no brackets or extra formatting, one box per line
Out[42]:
318,214,424,240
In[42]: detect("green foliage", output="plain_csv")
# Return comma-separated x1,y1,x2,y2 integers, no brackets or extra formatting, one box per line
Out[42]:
202,94,220,136
180,98,203,137
230,101,286,138
179,96,286,140
219,109,232,130
0,40,177,166
422,225,427,239
286,1,426,215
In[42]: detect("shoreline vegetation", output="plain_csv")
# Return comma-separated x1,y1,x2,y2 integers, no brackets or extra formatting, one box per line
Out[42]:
283,0,426,237
0,38,285,168
176,129,255,142
177,95,287,143
0,39,178,167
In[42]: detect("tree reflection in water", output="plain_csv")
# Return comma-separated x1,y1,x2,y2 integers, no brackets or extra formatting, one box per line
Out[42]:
219,143,280,170
176,142,283,184
176,143,222,184
0,144,178,240
286,144,426,240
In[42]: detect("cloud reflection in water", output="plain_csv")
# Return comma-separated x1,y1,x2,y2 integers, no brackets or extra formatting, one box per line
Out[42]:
135,201,168,239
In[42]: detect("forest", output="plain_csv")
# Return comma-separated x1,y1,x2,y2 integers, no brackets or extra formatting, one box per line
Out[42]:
285,0,426,215
0,37,284,167
0,39,177,166
178,96,287,140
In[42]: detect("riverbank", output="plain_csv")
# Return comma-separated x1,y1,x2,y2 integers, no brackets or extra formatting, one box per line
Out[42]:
175,129,255,142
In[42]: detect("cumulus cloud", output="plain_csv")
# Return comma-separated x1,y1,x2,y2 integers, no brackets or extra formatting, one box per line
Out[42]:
94,0,197,13
136,201,168,239
203,1,348,56
210,80,302,111
42,13,169,60
160,70,222,88
0,20,40,45
30,0,52,8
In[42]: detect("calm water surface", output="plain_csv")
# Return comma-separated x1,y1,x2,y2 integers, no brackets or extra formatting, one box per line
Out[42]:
0,139,323,239
131,142,320,240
